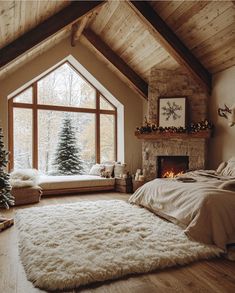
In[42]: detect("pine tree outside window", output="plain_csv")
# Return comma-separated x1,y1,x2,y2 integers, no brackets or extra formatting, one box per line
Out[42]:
8,62,117,175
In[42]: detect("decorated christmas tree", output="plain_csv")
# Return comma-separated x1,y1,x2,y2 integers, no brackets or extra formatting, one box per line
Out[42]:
52,115,84,175
0,127,14,209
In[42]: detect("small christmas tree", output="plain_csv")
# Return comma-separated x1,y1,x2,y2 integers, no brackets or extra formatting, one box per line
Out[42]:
52,115,84,175
0,127,14,209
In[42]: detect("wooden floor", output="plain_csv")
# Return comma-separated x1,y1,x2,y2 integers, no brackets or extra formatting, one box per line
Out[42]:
0,192,235,293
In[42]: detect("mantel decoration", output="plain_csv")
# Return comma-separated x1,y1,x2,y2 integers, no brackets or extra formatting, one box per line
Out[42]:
136,117,213,135
158,97,187,128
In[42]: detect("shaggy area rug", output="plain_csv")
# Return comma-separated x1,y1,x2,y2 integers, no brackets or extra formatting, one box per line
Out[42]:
16,200,222,291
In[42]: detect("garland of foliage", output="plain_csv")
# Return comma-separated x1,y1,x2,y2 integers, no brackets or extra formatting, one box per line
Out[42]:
136,118,214,134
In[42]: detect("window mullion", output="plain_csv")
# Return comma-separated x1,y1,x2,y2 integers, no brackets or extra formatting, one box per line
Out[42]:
32,83,38,169
96,91,100,164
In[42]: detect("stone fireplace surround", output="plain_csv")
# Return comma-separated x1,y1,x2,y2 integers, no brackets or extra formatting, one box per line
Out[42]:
142,68,209,180
143,139,207,180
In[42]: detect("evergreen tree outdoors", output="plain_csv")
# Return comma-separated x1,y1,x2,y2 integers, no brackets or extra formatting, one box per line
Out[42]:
0,128,14,209
52,115,84,175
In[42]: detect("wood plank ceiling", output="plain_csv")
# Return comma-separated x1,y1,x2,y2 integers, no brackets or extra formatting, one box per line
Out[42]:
0,0,234,96
149,0,235,73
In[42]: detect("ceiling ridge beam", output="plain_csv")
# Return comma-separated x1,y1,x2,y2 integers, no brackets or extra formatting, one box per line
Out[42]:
128,1,211,92
0,1,105,68
83,28,148,99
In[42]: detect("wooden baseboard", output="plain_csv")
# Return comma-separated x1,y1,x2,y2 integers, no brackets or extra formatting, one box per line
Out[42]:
0,217,14,232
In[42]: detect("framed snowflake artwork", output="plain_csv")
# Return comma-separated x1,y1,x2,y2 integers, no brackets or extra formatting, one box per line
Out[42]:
158,97,187,128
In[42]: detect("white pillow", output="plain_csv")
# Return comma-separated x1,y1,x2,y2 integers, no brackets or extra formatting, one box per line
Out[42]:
220,157,235,177
89,164,105,176
114,163,126,178
216,161,227,174
104,164,114,175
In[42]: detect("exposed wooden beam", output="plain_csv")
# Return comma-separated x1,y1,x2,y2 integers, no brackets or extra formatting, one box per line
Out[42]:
71,13,93,47
71,23,79,47
128,1,211,92
75,14,92,41
0,1,105,68
83,28,148,99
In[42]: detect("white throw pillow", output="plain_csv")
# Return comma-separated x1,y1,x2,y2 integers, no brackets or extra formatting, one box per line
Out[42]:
220,157,235,177
89,164,105,176
104,164,114,176
114,163,126,178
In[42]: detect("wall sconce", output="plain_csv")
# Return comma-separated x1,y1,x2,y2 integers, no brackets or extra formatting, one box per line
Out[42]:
218,103,235,127
144,148,149,160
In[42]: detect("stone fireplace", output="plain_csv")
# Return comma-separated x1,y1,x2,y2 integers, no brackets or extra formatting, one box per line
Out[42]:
142,68,209,180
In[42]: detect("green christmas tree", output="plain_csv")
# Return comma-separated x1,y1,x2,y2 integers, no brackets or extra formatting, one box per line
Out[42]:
52,115,84,175
0,128,14,209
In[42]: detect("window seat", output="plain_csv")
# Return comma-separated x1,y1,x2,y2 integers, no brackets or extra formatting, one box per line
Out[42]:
38,175,115,196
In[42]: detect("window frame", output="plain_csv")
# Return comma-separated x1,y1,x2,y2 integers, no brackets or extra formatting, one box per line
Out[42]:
8,61,117,171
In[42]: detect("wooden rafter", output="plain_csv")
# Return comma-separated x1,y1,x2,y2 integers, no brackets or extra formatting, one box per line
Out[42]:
83,28,148,99
71,14,93,47
0,1,105,68
128,1,212,92
71,23,79,47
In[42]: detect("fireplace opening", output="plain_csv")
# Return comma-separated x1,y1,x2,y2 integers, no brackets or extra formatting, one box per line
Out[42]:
157,156,189,178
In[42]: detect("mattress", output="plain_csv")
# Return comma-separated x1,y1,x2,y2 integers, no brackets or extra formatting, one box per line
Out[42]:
38,175,115,190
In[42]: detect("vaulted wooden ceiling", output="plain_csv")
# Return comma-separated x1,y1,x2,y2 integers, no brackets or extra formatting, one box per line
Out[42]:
0,0,234,99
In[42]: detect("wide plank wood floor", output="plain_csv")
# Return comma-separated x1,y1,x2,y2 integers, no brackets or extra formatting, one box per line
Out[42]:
0,192,235,293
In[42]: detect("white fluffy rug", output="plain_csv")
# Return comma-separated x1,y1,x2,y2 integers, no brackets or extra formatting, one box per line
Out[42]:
16,200,222,291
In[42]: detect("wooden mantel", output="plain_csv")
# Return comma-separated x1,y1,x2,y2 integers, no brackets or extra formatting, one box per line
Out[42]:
135,130,212,140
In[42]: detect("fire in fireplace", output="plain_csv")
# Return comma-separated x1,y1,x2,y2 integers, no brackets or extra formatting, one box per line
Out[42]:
157,156,189,178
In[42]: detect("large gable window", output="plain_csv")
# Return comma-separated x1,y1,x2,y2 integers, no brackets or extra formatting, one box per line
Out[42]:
8,62,117,174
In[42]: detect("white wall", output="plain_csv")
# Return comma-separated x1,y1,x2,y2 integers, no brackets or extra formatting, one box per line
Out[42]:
208,66,235,169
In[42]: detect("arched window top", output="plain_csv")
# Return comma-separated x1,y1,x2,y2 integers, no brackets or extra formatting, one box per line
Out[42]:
37,63,96,109
9,61,118,173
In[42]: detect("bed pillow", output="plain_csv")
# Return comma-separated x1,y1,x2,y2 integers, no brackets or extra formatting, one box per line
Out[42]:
220,157,235,177
114,163,126,178
216,161,227,174
89,164,105,176
219,180,235,192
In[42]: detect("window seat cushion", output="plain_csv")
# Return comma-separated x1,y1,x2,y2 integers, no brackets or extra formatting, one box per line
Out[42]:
38,175,115,193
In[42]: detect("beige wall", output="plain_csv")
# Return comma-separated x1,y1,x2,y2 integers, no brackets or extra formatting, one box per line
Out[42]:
208,66,235,169
0,38,143,174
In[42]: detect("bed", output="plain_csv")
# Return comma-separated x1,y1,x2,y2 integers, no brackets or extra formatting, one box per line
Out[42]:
129,157,235,250
39,175,115,195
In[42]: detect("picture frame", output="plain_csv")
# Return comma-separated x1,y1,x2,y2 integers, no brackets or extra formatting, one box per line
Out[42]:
158,97,187,128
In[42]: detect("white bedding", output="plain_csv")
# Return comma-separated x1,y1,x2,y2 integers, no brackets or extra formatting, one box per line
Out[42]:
129,170,235,250
39,175,115,190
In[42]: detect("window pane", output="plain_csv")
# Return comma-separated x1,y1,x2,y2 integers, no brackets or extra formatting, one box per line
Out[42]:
100,95,115,110
13,87,32,103
100,114,115,162
13,108,32,169
38,63,96,108
38,111,95,175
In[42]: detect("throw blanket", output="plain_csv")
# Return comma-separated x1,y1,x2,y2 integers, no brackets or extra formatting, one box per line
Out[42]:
10,169,39,188
129,171,235,250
